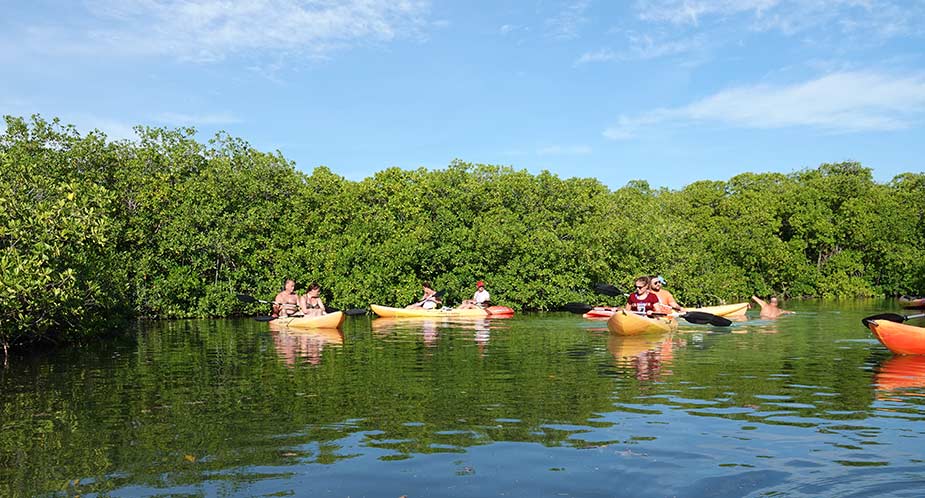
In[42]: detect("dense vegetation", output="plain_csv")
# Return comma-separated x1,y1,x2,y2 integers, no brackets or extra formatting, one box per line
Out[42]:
2,115,923,350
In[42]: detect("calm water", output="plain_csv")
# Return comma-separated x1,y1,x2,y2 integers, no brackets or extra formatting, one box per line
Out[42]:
3,300,925,497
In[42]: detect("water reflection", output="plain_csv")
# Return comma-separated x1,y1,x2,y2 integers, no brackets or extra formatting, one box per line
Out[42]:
875,355,925,394
9,305,925,497
371,317,498,352
608,333,685,381
268,324,343,366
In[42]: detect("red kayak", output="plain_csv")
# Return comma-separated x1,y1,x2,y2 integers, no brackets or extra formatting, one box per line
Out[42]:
486,305,515,316
583,306,620,319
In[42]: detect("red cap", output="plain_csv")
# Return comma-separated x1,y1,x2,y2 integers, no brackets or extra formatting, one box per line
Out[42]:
476,280,485,288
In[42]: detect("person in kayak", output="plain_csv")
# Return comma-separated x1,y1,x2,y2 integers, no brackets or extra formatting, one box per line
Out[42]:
626,276,660,315
406,281,441,309
299,282,327,317
751,295,794,318
650,275,682,313
274,279,301,317
458,280,491,309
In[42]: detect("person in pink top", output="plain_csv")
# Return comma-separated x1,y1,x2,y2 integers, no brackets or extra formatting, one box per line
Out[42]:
626,276,660,315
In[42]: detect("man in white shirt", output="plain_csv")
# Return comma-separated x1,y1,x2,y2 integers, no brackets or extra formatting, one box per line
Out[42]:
460,281,491,309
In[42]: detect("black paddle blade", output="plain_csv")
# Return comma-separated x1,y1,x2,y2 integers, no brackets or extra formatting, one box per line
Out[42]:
564,302,594,314
254,315,277,322
682,311,731,327
345,308,368,316
861,313,905,327
236,294,258,303
593,283,623,297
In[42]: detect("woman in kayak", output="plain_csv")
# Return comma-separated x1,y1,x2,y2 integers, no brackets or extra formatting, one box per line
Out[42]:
458,280,491,309
406,282,441,309
626,276,660,315
299,282,327,317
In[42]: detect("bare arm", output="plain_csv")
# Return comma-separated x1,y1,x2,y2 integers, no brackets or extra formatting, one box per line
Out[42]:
751,295,767,308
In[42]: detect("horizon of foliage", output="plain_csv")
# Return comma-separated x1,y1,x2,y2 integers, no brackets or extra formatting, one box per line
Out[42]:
2,115,924,350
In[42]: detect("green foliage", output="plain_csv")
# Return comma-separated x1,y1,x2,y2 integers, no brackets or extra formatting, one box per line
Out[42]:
2,115,923,349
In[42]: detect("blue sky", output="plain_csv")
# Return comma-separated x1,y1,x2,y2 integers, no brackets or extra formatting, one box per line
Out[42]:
2,0,924,189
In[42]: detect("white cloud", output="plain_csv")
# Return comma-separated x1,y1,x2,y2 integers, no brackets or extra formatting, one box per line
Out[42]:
537,144,593,155
604,71,925,139
546,0,591,40
576,32,704,64
635,0,779,26
633,0,924,38
21,0,431,62
575,48,618,65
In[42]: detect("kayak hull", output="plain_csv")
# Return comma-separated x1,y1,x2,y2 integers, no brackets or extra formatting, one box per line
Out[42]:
900,296,925,309
486,305,515,316
370,304,514,318
273,311,345,329
607,310,677,336
866,319,925,355
689,302,749,318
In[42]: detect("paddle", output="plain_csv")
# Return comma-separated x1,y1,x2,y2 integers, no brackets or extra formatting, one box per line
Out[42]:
675,311,732,327
594,283,625,297
861,312,925,327
564,302,594,314
236,294,276,305
409,290,446,307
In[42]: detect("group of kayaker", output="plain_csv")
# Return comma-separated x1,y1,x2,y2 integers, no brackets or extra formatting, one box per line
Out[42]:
406,281,491,310
626,274,792,319
272,279,493,316
273,279,327,318
270,276,789,319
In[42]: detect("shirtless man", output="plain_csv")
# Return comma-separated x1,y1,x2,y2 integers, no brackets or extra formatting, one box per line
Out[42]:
273,279,300,317
751,295,794,318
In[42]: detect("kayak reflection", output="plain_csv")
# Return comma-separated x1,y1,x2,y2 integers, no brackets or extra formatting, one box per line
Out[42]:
608,333,686,381
268,324,343,366
875,355,925,394
372,317,494,351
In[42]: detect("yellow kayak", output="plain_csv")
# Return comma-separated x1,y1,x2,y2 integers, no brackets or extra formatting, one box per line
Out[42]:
272,311,345,329
607,310,677,336
370,304,490,318
689,302,749,317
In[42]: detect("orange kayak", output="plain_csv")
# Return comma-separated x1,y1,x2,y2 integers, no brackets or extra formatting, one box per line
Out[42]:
866,319,925,355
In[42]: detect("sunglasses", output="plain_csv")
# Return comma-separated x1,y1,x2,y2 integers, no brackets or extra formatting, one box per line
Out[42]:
635,285,645,289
